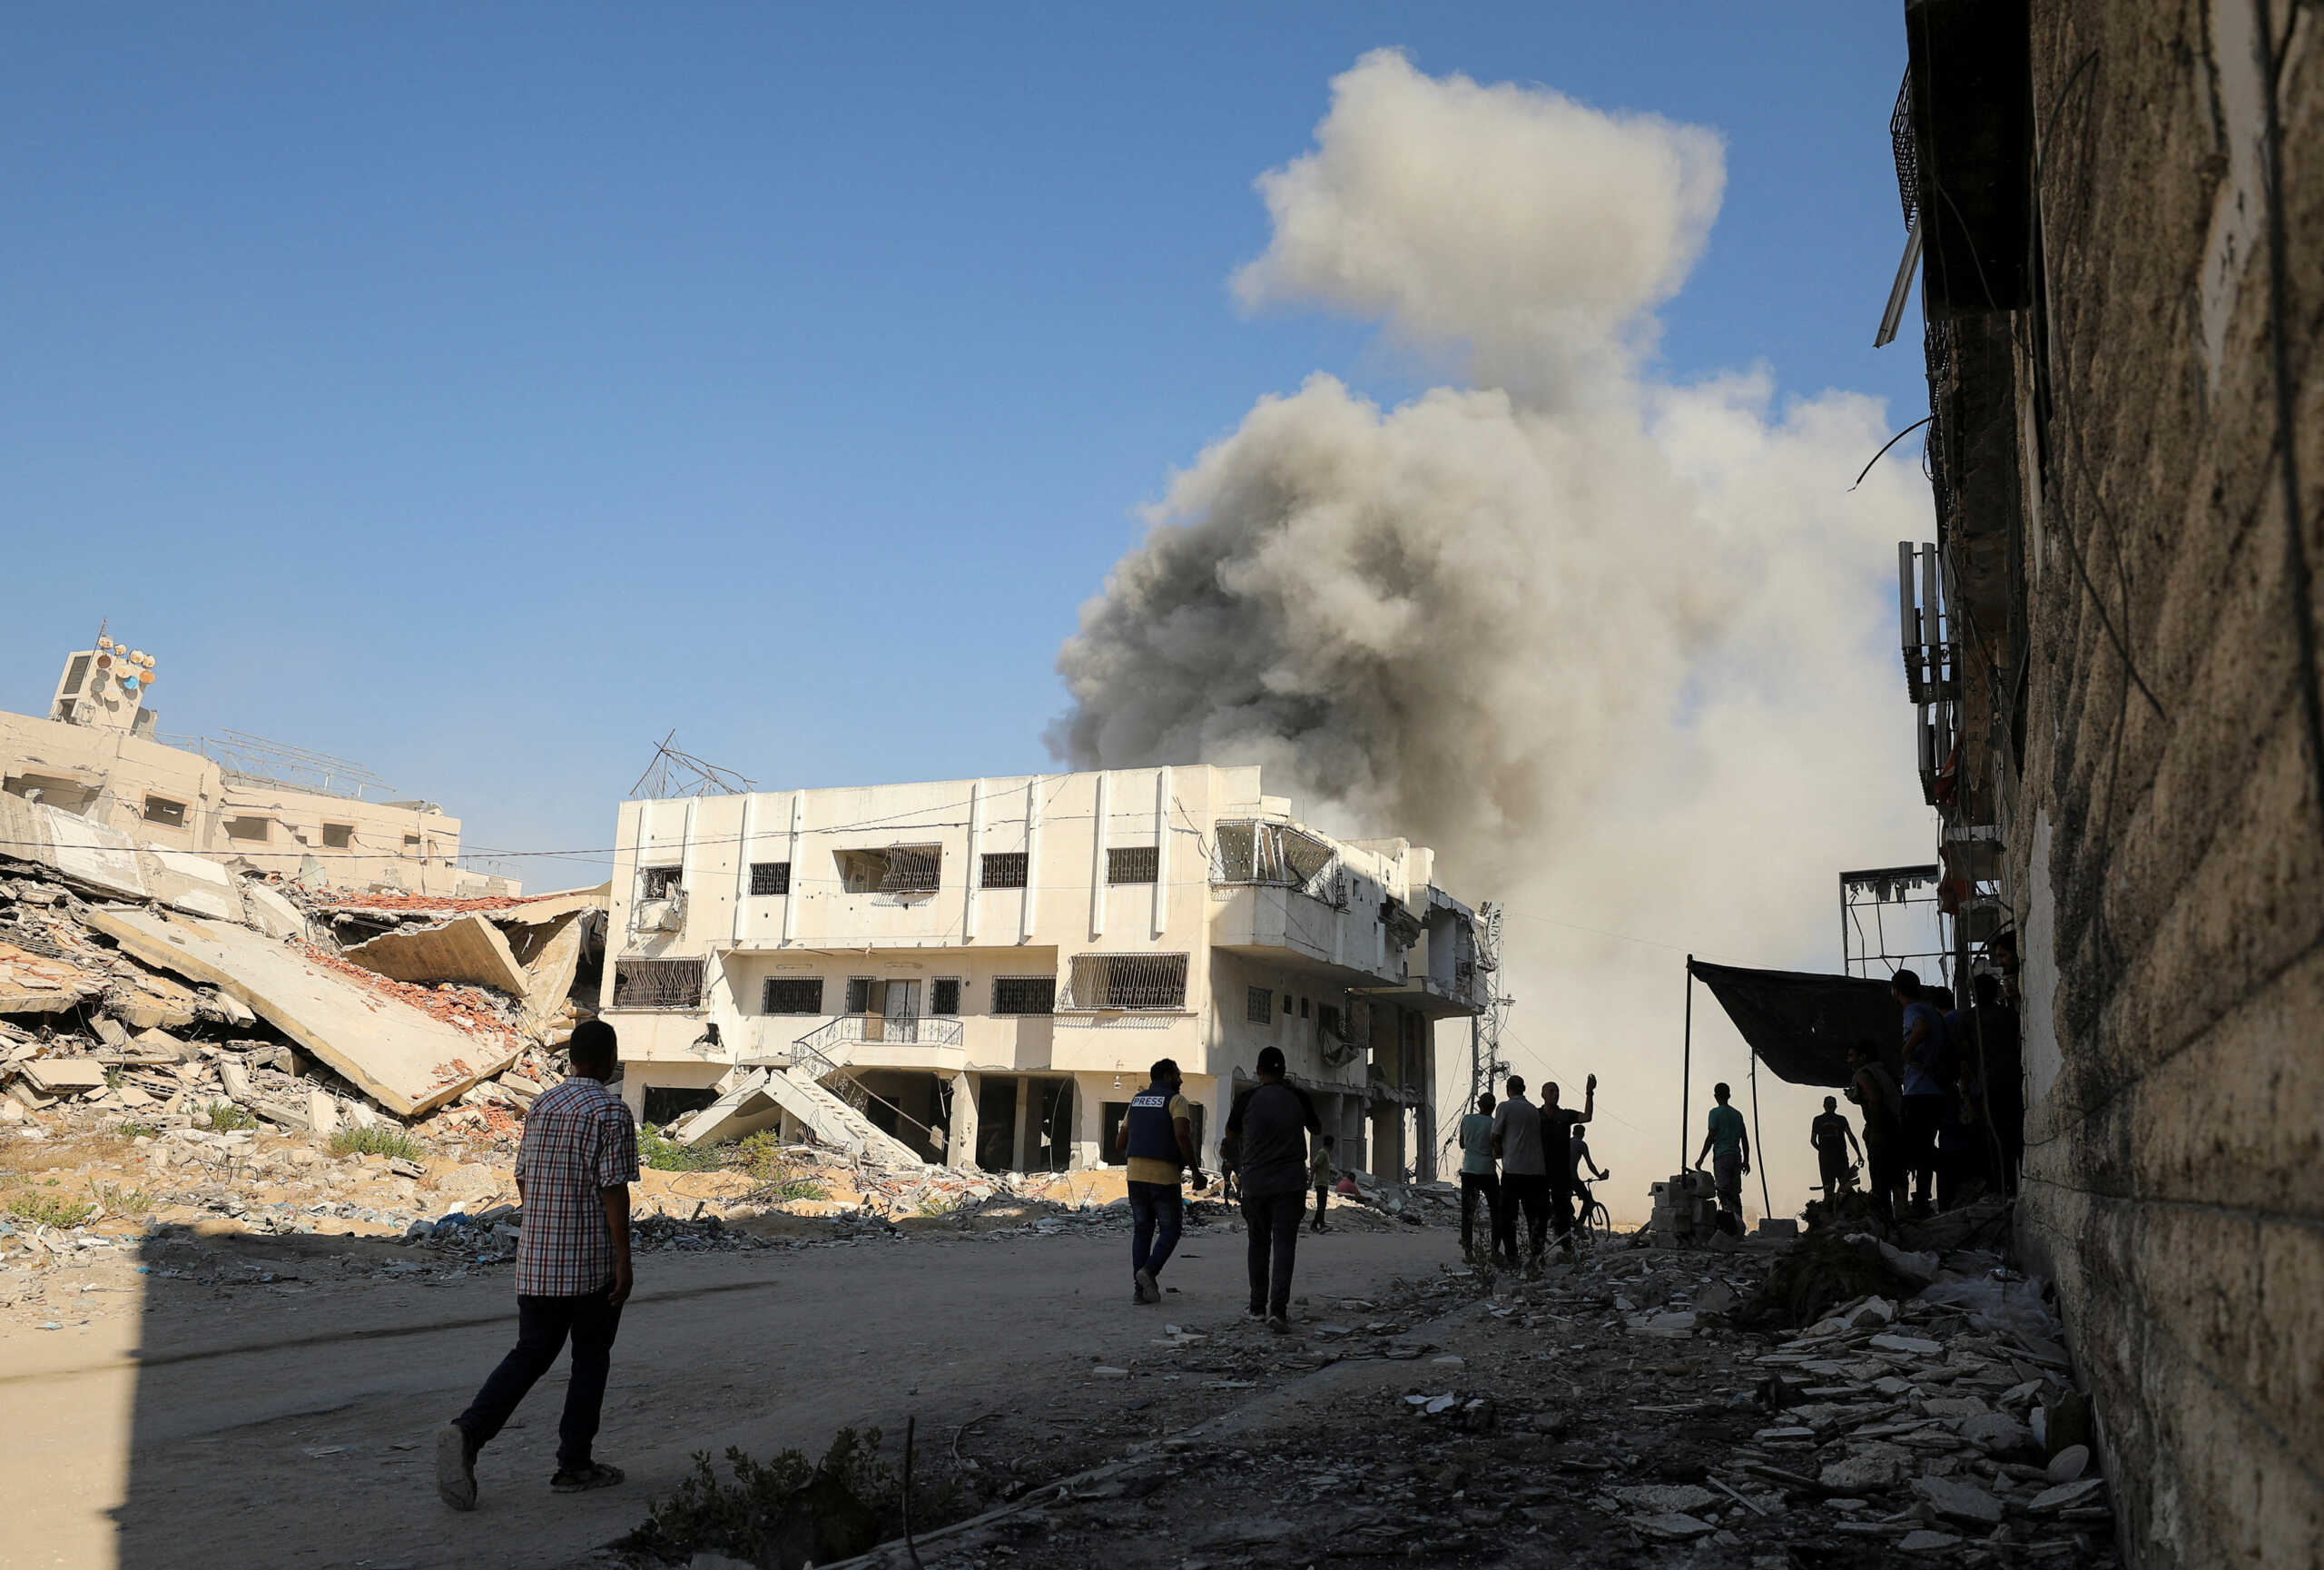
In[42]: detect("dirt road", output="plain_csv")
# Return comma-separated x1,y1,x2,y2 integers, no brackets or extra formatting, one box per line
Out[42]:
1,1219,1455,1570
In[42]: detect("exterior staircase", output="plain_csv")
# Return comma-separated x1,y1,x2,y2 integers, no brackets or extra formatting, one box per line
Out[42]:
672,1062,925,1169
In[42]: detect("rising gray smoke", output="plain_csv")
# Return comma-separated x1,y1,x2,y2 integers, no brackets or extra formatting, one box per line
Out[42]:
1054,51,1933,1219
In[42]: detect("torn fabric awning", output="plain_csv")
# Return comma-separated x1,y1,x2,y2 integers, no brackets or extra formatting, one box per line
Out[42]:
1686,959,1904,1088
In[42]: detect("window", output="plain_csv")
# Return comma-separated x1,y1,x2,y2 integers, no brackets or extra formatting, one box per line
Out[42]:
980,851,1028,889
143,796,187,829
750,861,791,895
1107,845,1158,884
321,823,353,849
1211,821,1337,886
223,816,271,843
931,977,962,1016
1300,996,1310,1018
837,844,941,894
403,834,422,848
1284,993,1294,1014
641,865,684,900
844,976,875,1014
611,957,705,1010
63,655,91,698
992,976,1057,1015
1246,985,1273,1024
1063,953,1189,1011
762,977,824,1014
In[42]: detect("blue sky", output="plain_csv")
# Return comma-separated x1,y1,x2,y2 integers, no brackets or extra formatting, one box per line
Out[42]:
1,5,1921,889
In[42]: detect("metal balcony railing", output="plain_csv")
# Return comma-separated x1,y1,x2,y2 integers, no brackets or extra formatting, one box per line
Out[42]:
789,1012,965,1075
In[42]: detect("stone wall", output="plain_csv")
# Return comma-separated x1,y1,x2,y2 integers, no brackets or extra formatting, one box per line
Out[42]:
2002,2,2322,1565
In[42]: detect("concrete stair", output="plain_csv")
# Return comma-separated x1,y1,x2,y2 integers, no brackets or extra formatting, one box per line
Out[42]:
673,1062,923,1169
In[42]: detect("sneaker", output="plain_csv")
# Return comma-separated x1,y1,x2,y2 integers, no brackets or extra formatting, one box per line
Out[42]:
435,1422,478,1512
1247,1302,1267,1318
1135,1267,1160,1305
550,1461,626,1494
1265,1313,1292,1335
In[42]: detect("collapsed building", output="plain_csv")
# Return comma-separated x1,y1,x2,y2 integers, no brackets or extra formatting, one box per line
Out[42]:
601,765,1483,1175
1880,5,2319,1565
2,635,515,898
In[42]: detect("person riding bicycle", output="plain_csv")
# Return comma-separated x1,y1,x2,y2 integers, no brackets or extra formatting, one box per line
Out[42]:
1570,1123,1609,1239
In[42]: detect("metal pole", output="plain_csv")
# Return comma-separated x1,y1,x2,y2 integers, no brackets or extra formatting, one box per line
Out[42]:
1748,1047,1771,1219
1680,955,1693,1171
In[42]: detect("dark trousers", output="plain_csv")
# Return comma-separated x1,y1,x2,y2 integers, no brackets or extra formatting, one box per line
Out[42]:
1990,1102,2024,1196
1866,1127,1906,1219
1902,1095,1945,1205
1549,1176,1574,1241
1241,1189,1304,1316
1817,1149,1849,1195
1311,1186,1330,1229
457,1284,623,1470
1501,1172,1551,1259
1459,1172,1502,1257
1128,1180,1183,1278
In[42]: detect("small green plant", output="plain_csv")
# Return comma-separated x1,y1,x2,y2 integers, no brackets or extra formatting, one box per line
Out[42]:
328,1125,426,1162
735,1131,829,1201
103,1067,125,1091
89,1180,153,1215
202,1102,258,1132
5,1190,94,1228
622,1427,942,1565
914,1194,957,1219
638,1125,731,1173
112,1121,161,1140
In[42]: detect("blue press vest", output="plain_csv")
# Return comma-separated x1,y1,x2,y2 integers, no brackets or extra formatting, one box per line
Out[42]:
1125,1087,1181,1166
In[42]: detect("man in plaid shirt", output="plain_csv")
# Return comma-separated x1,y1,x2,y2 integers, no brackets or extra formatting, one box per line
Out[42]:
438,1019,638,1508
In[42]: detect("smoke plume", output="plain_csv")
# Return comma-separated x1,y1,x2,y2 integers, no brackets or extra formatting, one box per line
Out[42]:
1055,51,1933,1219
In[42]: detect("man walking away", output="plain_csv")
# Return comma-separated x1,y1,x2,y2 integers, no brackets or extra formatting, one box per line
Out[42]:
1846,1041,1907,1223
1539,1075,1596,1249
1458,1092,1503,1262
1225,1045,1320,1331
1491,1074,1551,1262
1968,972,2024,1194
1217,1127,1241,1202
1893,970,1946,1216
1810,1096,1862,1199
1693,1082,1748,1230
438,1020,637,1510
1116,1058,1205,1305
1309,1134,1336,1231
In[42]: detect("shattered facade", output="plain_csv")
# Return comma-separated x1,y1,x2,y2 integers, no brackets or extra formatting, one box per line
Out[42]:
603,765,1483,1175
1888,3,2320,1564
3,641,513,899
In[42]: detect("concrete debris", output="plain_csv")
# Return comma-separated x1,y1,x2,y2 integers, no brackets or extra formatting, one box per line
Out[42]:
0,792,246,922
84,906,522,1118
17,1059,106,1094
341,913,531,998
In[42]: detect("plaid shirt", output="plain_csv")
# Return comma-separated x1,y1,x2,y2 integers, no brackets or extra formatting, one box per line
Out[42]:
513,1076,639,1298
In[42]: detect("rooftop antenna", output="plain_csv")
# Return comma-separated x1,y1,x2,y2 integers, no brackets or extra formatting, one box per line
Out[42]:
629,730,757,799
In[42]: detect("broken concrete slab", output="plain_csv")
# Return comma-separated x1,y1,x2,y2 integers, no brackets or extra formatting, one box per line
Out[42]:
512,911,586,1037
0,942,102,1014
17,1059,107,1094
1629,1511,1715,1541
1613,1484,1718,1514
2028,1476,2106,1513
1959,1410,2040,1458
342,913,530,998
1911,1473,2004,1525
242,882,311,942
0,792,245,921
81,905,520,1118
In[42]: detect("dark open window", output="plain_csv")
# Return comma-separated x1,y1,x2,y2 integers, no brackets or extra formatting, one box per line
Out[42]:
980,852,1028,889
750,861,791,895
992,976,1056,1015
223,815,271,843
1246,985,1272,1024
838,845,941,894
762,977,823,1014
931,977,962,1015
143,795,187,829
641,865,684,899
322,823,353,849
1107,845,1158,884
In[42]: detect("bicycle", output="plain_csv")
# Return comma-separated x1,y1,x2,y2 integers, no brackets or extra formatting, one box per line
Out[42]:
1572,1172,1613,1246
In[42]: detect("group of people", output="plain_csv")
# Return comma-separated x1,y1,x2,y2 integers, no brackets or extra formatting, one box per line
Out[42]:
1452,1072,1603,1265
1837,966,2024,1222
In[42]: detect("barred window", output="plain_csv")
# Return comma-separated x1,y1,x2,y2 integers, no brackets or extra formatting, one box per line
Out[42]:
1246,985,1273,1024
1107,845,1158,884
762,977,823,1014
1065,953,1189,1012
837,844,941,894
844,976,874,1014
1210,821,1336,888
612,957,704,1010
641,865,684,899
980,852,1028,889
931,977,962,1015
750,861,791,895
992,976,1056,1015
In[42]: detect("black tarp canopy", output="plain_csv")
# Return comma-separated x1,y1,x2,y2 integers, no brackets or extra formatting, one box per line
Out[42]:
1687,959,1902,1088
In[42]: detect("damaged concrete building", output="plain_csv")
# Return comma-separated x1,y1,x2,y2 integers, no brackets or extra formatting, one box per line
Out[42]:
1884,3,2319,1564
602,765,1482,1175
2,636,514,898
